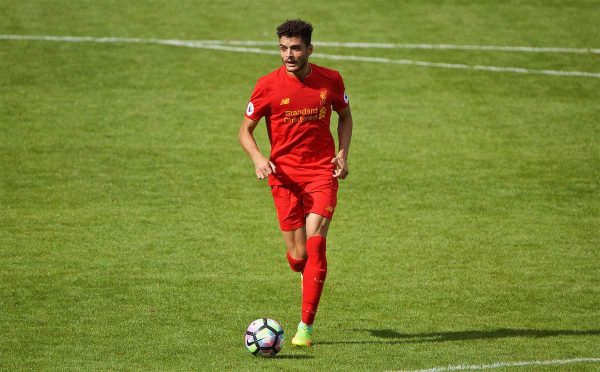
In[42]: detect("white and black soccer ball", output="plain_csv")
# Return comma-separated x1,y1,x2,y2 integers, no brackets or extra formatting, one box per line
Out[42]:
244,318,284,357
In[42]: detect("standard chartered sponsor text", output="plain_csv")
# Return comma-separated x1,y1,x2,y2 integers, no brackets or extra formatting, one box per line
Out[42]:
284,107,322,123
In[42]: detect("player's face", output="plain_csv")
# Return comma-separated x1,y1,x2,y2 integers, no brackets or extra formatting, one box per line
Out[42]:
279,36,312,75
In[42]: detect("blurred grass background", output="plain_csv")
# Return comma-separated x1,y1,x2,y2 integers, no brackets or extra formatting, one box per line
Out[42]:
1,1,599,370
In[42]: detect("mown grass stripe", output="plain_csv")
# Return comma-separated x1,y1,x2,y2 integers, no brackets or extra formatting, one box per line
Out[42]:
1,34,599,79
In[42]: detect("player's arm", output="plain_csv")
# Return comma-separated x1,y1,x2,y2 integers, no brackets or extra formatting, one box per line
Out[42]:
332,106,353,179
238,116,276,180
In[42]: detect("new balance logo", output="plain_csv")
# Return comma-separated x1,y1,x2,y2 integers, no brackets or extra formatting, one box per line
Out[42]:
280,98,290,105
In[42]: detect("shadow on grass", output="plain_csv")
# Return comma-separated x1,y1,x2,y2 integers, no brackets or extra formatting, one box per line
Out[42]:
275,354,314,359
319,328,600,345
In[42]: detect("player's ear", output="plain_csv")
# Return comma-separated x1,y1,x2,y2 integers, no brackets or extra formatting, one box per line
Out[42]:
307,44,313,56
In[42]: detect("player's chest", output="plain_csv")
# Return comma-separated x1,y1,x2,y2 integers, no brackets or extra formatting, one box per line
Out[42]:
269,84,332,117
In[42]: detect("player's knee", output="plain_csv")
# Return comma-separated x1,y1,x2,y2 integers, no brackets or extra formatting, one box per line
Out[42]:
308,228,328,239
286,250,307,272
289,259,306,272
306,215,331,238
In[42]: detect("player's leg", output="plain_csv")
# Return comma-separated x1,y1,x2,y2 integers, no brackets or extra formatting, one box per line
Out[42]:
302,213,330,323
271,184,308,272
292,213,330,347
283,227,307,272
305,212,331,238
292,179,337,347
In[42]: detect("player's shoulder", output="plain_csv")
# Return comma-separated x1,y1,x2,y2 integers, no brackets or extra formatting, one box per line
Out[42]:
250,67,282,98
311,63,343,79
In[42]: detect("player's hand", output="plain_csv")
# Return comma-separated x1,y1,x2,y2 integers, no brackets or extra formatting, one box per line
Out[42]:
331,152,349,179
254,155,276,180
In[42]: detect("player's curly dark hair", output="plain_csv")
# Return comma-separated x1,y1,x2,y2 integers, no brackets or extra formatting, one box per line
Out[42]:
277,19,313,46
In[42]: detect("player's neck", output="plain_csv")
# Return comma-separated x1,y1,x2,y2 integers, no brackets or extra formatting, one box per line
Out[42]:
287,63,312,82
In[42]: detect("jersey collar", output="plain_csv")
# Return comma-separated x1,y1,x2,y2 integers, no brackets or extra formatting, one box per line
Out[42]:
282,63,313,84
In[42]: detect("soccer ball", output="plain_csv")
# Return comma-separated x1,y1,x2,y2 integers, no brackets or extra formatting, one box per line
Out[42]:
244,318,284,357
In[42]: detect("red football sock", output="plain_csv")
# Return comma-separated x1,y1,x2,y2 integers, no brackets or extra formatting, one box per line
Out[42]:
301,235,327,325
286,251,307,273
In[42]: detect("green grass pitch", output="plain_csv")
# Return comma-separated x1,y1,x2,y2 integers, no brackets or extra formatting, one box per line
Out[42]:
1,1,599,370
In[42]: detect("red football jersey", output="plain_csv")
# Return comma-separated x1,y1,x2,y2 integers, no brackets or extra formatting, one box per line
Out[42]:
245,63,349,185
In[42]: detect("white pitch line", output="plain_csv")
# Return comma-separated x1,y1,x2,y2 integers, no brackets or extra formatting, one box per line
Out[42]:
0,34,282,55
1,34,599,79
317,42,600,54
400,357,600,372
2,35,599,54
172,39,600,55
310,52,600,78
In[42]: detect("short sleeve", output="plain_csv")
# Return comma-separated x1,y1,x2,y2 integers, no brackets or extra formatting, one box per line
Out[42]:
331,72,349,112
245,79,270,121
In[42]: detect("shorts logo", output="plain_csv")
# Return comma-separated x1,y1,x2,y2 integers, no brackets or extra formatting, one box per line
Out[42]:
246,101,254,116
325,206,334,213
280,98,290,105
343,91,349,104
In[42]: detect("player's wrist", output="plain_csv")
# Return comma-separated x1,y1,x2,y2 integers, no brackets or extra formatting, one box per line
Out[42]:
336,149,348,160
251,152,267,163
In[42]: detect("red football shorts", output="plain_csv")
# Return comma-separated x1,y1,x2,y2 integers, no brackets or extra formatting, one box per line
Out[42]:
271,178,338,231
